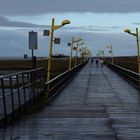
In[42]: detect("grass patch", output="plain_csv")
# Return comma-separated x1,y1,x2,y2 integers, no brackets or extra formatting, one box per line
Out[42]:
105,56,138,72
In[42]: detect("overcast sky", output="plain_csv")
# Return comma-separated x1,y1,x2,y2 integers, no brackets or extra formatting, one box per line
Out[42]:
1,0,140,15
0,0,140,57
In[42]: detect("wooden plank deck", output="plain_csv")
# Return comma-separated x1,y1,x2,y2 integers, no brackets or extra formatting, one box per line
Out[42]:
0,61,140,140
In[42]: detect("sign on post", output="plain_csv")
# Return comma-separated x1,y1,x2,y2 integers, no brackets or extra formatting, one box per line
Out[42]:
68,43,71,46
73,47,77,50
29,31,38,50
54,38,60,44
43,30,50,36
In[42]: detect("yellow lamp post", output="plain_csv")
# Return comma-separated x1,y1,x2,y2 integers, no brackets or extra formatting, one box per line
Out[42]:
75,40,84,67
81,47,88,62
106,44,114,64
79,47,83,64
124,28,140,74
98,49,104,57
68,37,76,70
46,18,70,81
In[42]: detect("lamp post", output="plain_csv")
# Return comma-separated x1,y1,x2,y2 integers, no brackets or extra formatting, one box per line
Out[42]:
79,47,83,64
106,44,114,64
124,28,140,74
68,37,74,70
75,39,84,67
98,49,104,58
81,47,91,62
45,18,70,81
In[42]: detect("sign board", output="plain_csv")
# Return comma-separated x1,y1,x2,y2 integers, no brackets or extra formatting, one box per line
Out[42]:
68,43,71,46
79,48,82,52
54,38,60,44
43,30,50,36
29,31,38,50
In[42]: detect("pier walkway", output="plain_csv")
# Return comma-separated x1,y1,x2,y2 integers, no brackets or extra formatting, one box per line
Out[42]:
0,61,140,140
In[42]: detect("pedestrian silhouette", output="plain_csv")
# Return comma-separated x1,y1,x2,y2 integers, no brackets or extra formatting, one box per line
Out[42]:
100,59,104,68
91,58,93,63
96,59,98,67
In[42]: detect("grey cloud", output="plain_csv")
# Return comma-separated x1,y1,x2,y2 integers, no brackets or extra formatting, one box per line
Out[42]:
60,31,136,56
82,26,110,32
0,29,50,57
0,28,136,57
0,0,140,16
110,26,121,29
133,23,140,25
63,26,109,32
62,25,121,33
0,16,45,27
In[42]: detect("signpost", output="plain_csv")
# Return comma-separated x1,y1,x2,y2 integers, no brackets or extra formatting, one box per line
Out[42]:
54,38,60,44
29,31,38,68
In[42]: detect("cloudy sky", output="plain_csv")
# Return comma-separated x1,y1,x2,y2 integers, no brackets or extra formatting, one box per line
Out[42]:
0,0,140,57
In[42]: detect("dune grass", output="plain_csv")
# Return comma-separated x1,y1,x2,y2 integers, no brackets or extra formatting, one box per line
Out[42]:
105,56,138,73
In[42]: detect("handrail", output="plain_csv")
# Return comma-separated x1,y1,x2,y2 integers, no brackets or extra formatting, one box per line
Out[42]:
46,62,87,101
0,67,44,79
0,61,87,126
47,63,82,84
107,63,140,88
0,67,46,126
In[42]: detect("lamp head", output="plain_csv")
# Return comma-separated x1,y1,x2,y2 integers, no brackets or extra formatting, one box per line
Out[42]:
79,42,85,46
61,19,71,26
78,38,83,42
124,29,131,34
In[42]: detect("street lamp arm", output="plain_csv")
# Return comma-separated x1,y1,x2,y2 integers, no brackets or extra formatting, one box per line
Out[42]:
78,42,85,46
53,19,70,30
106,45,112,51
106,46,111,49
53,25,63,30
129,32,137,36
73,38,83,43
124,29,137,36
78,38,83,42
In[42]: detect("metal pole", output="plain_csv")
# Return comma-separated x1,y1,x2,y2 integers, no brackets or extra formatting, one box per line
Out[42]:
80,51,83,64
1,79,7,123
69,37,73,70
111,45,114,64
47,18,55,81
136,28,140,74
10,77,15,119
32,49,34,69
75,42,78,67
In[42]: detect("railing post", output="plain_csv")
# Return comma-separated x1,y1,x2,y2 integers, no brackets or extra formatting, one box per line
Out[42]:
22,73,27,108
31,71,36,103
1,79,7,123
27,73,32,107
9,76,15,119
46,83,49,103
16,75,21,113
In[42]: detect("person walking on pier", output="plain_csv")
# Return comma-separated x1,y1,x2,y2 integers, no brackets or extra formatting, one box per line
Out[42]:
100,59,104,67
91,58,93,63
96,59,98,67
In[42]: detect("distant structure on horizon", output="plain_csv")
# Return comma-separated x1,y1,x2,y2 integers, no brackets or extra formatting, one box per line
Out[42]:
52,54,69,58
